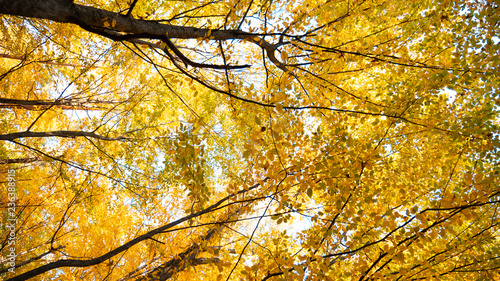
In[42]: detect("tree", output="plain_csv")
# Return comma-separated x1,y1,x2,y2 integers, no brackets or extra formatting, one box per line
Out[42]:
1,0,499,280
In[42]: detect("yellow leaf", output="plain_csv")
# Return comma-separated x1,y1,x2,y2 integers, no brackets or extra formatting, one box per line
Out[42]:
464,172,473,185
281,51,288,62
276,103,284,113
307,188,313,197
395,252,405,262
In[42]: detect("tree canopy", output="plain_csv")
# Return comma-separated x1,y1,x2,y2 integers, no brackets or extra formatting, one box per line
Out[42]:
1,0,499,280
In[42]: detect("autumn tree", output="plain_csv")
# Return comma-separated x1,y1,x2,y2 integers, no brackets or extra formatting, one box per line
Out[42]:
1,0,499,280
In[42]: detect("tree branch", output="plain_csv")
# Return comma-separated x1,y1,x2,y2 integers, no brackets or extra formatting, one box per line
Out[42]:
0,98,111,110
0,130,130,141
5,180,265,281
0,53,88,68
125,0,139,17
136,228,219,281
0,0,285,71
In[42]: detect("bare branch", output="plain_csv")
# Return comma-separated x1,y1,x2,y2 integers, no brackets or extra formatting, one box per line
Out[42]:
0,130,130,141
